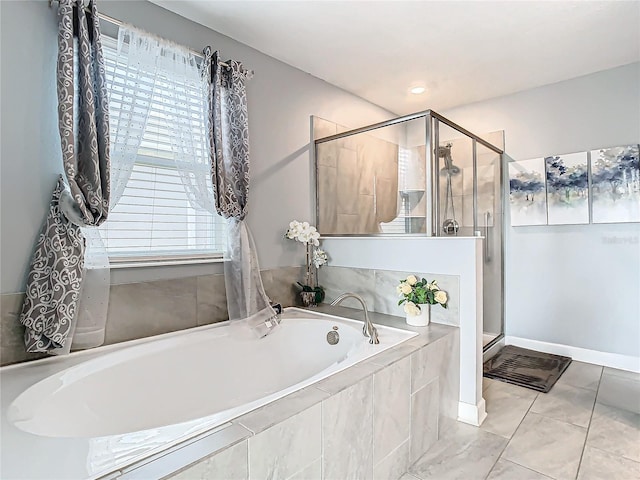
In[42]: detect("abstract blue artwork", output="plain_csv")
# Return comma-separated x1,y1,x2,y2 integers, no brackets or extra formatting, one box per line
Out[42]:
509,158,547,226
545,152,589,225
590,144,640,223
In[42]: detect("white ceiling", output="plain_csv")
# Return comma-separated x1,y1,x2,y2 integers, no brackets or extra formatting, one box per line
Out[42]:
151,1,640,115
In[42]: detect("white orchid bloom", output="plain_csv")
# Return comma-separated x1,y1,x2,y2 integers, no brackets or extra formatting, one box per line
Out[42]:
298,231,311,244
313,249,328,268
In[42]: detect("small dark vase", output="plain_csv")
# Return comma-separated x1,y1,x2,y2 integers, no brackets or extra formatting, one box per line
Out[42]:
298,284,325,307
300,290,316,307
313,286,325,304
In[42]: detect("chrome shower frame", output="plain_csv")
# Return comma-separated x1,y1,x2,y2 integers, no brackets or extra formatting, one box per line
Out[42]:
314,109,504,237
313,109,506,351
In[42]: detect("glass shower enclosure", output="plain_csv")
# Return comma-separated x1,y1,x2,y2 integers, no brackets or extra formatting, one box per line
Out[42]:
313,110,505,350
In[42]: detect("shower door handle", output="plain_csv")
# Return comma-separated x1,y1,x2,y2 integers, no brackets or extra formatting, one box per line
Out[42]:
484,212,491,263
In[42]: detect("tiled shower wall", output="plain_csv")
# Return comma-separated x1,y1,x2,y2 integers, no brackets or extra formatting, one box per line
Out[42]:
0,266,303,366
319,266,460,326
314,116,400,234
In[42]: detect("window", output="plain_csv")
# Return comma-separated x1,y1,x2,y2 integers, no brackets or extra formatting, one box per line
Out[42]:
380,146,426,234
99,35,225,264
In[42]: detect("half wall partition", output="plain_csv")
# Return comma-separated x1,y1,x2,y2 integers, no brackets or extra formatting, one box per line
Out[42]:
313,110,505,350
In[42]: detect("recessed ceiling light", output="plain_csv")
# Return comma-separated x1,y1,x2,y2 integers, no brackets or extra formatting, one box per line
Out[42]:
410,86,426,95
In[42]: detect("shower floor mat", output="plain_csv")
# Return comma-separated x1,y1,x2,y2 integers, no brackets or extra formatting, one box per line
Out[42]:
483,345,572,393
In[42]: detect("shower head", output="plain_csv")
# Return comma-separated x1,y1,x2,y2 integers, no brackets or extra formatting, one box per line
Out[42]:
438,144,460,176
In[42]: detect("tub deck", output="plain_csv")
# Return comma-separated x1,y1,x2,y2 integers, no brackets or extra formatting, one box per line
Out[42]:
0,307,461,480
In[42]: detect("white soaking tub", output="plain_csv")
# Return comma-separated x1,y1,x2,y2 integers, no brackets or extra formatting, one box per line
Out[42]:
1,308,416,479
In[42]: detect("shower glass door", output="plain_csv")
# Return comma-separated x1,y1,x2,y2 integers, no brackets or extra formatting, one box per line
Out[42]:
476,140,504,348
433,117,504,349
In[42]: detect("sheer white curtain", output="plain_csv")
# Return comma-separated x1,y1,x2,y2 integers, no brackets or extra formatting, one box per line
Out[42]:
108,27,157,208
69,26,160,352
110,26,214,213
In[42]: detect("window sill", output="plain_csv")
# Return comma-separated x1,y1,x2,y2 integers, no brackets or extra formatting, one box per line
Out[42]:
109,257,224,269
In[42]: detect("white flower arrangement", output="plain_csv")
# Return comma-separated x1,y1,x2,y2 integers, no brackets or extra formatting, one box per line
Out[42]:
313,249,328,268
285,220,320,246
285,221,328,304
397,275,448,315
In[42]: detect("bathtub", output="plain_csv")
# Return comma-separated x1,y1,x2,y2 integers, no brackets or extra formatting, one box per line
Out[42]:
1,308,416,479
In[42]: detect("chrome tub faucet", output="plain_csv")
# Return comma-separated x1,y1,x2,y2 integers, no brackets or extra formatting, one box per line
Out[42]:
330,293,379,344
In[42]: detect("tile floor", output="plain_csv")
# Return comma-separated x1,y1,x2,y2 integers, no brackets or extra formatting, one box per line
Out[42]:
402,361,640,480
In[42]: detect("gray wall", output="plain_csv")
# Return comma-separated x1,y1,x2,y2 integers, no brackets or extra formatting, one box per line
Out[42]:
0,0,393,295
443,62,640,358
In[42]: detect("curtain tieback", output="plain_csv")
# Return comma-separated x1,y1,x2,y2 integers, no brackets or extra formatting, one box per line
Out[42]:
58,176,89,227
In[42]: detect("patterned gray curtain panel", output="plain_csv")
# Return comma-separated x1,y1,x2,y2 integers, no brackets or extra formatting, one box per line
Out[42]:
203,47,250,221
19,0,110,352
202,48,276,333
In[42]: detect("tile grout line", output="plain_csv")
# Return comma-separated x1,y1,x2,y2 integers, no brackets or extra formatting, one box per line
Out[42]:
483,387,540,480
573,366,604,480
587,444,640,467
527,382,598,429
283,457,320,480
320,398,324,480
371,372,376,478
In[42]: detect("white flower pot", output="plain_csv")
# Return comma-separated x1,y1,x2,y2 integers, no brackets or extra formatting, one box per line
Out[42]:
406,303,430,326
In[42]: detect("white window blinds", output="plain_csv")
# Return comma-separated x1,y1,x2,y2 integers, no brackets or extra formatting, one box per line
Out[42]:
99,34,225,262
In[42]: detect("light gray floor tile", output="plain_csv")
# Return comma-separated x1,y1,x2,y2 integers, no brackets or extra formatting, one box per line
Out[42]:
557,361,602,391
481,381,537,439
530,383,596,428
603,367,640,382
587,403,640,463
577,445,640,480
483,377,496,392
409,419,507,480
486,459,551,480
597,373,640,415
484,378,538,401
502,412,587,480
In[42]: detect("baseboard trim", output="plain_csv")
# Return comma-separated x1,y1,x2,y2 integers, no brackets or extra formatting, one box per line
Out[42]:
457,398,487,427
483,337,505,363
505,336,640,373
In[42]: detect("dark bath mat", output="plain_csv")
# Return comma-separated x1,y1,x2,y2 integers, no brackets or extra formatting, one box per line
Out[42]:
483,345,572,393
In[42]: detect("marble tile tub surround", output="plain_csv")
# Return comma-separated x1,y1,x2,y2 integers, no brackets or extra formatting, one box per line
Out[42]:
0,266,303,366
319,265,460,326
114,306,460,480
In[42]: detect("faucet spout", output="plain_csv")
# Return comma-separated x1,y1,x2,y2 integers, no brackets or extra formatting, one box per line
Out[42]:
330,293,380,344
